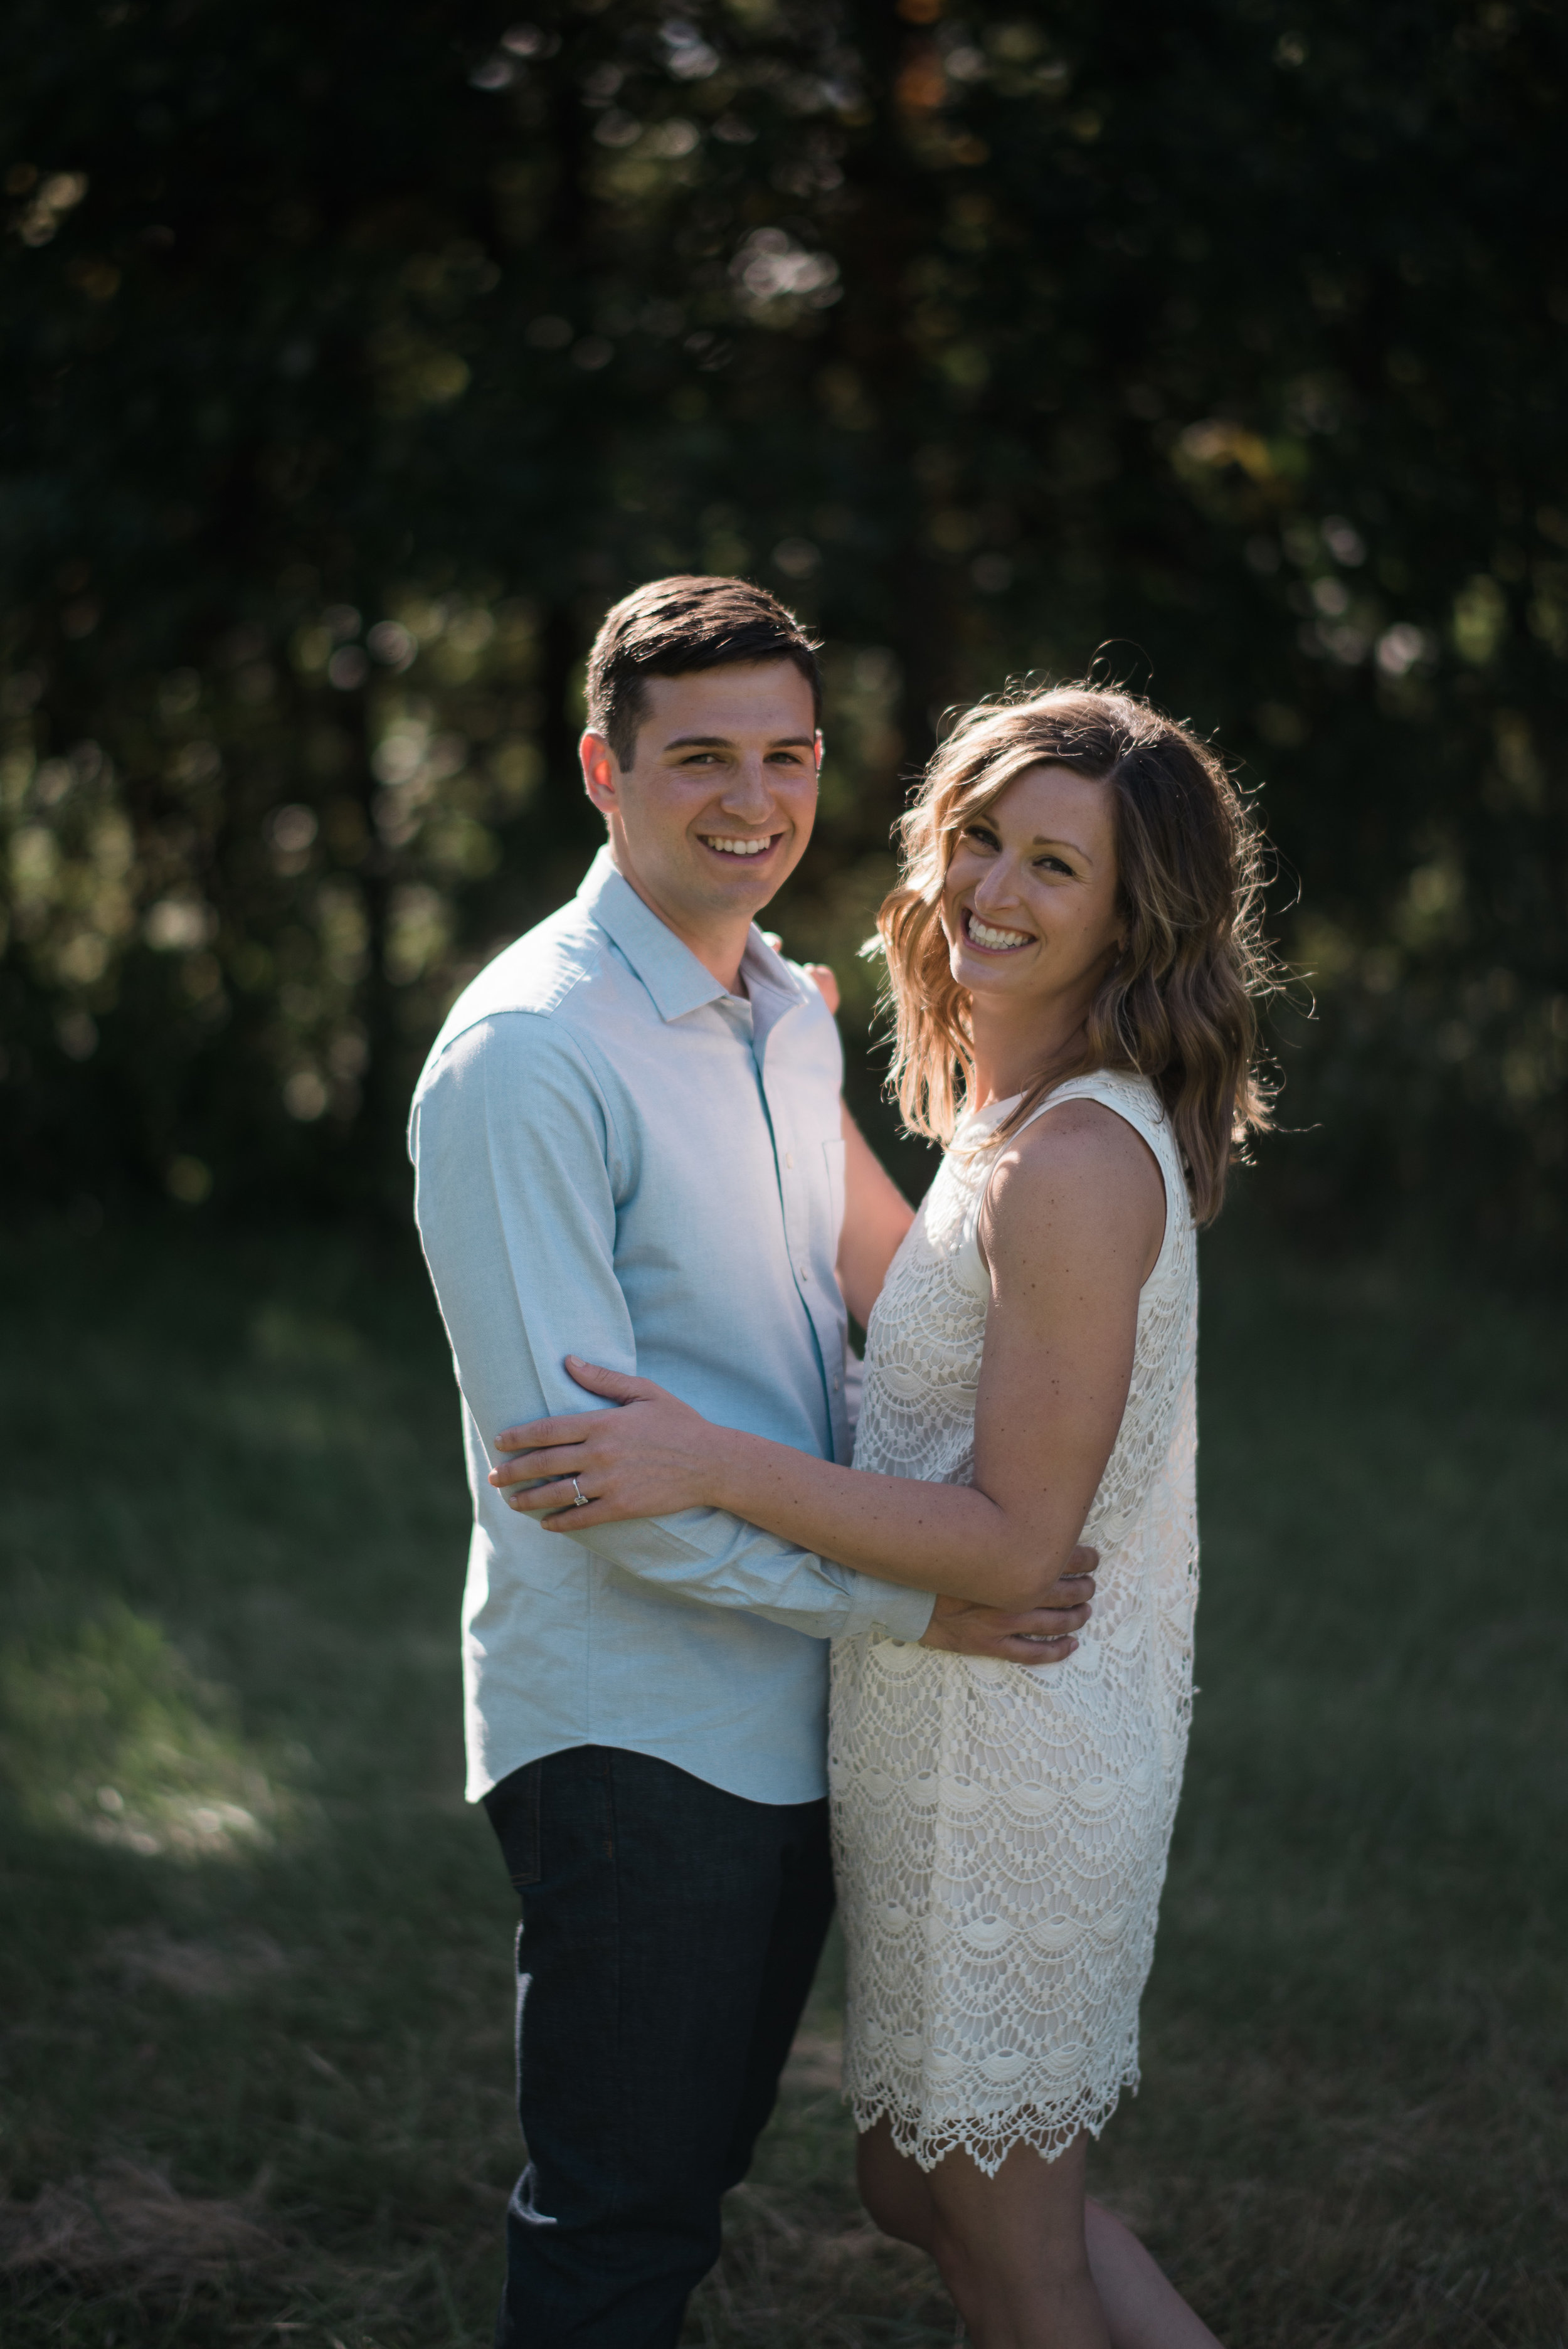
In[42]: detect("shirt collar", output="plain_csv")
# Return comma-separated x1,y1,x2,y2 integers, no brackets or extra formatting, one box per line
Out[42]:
577,846,812,1029
736,925,811,1052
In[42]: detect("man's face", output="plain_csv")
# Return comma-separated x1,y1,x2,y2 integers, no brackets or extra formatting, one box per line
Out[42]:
581,662,820,941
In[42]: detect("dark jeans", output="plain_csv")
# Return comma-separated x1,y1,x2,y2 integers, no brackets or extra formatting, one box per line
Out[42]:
482,1744,835,2349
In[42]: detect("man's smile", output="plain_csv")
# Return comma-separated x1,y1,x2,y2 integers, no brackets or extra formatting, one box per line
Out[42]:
697,832,785,859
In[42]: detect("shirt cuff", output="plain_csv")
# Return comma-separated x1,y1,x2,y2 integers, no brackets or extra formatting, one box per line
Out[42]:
850,1579,936,1645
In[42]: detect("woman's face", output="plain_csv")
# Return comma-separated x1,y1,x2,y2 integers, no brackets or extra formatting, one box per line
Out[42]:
940,761,1124,1019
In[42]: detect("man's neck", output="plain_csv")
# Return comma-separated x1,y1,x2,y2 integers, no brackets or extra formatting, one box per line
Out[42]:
608,846,753,995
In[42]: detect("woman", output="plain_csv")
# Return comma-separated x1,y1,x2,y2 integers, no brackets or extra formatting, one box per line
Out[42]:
492,686,1273,2347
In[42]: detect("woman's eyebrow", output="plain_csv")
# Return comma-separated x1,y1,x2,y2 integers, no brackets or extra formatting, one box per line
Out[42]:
1025,833,1094,862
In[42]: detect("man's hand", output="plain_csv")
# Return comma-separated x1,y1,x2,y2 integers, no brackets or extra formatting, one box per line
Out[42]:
760,933,840,1015
800,961,840,1015
918,1548,1098,1666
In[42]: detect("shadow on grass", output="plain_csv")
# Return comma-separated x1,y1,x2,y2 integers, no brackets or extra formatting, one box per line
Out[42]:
1,1208,1565,2345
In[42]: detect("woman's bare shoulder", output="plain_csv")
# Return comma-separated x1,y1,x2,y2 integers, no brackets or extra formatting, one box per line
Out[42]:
982,1097,1165,1277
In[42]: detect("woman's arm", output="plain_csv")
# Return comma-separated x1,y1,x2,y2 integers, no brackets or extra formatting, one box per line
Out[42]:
837,1102,916,1327
493,1102,1164,1613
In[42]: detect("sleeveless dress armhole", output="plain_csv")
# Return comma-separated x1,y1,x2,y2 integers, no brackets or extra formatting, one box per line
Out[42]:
960,1072,1182,1298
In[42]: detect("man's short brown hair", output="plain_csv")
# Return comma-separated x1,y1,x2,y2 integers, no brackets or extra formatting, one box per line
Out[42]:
585,575,822,770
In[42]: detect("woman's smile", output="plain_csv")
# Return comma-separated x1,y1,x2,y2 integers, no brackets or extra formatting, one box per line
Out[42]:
962,908,1036,953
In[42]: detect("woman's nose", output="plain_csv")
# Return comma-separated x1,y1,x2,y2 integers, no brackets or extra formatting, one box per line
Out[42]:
972,858,1020,910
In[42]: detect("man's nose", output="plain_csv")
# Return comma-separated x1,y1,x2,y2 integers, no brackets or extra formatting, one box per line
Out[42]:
719,757,775,819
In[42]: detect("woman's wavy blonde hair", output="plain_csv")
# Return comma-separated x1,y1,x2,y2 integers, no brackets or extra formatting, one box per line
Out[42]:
876,684,1277,1225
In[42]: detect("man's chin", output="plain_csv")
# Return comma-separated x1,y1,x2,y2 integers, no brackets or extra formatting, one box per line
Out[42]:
689,837,798,905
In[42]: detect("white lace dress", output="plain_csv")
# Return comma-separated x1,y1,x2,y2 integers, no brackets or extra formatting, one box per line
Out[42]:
830,1069,1199,2175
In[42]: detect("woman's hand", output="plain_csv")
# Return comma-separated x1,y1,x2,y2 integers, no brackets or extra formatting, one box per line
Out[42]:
490,1360,726,1530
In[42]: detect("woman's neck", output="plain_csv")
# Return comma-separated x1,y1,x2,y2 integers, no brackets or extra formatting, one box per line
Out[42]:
968,994,1091,1112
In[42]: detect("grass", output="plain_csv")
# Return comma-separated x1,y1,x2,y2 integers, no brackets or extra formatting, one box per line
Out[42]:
1,1204,1565,2346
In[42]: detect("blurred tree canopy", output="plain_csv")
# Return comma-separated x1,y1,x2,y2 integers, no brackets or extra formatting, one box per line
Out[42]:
2,0,1564,1251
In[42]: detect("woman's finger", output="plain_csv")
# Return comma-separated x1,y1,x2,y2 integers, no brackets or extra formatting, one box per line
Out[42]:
563,1357,660,1402
506,1474,643,1526
539,1488,636,1529
495,1409,616,1453
540,1500,617,1529
490,1443,593,1488
504,1475,584,1514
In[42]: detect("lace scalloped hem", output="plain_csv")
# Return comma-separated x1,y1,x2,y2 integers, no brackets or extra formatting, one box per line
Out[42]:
845,2067,1138,2178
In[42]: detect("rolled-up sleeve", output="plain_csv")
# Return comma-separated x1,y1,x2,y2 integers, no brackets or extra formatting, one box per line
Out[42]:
411,1012,933,1645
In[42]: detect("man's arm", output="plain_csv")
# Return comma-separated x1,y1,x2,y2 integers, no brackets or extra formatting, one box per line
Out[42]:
785,954,915,1330
410,1010,935,1644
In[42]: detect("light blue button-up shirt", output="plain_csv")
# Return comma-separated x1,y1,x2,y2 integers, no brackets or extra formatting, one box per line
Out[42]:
410,849,934,1806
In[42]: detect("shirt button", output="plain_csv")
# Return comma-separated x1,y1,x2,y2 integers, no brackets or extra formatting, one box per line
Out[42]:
799,1265,810,1282
785,1150,794,1169
833,1374,842,1390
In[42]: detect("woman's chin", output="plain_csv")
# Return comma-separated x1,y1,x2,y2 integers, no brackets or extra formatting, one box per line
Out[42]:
951,944,1035,995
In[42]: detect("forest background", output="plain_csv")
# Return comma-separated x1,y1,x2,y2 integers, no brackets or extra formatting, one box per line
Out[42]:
2,0,1565,1253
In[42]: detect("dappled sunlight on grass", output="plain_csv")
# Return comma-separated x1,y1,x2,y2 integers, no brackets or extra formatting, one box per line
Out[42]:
0,1596,296,1862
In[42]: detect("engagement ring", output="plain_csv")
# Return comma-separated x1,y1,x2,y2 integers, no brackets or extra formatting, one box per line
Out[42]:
571,1477,588,1507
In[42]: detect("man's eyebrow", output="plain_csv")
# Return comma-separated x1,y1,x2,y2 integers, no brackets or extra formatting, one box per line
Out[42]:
660,733,817,751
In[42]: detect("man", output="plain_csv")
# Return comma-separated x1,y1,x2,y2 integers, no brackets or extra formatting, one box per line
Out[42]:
408,576,1093,2349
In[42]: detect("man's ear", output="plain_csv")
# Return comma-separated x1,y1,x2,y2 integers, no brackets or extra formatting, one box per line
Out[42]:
813,731,824,774
580,731,620,814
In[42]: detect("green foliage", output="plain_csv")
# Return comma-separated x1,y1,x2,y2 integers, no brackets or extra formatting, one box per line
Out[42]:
2,1216,1565,2343
1,0,1565,1246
